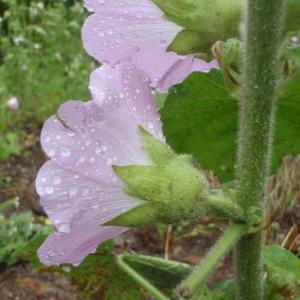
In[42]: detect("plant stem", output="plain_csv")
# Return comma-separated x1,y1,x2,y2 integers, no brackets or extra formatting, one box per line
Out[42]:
235,1,285,300
116,254,170,300
178,224,246,298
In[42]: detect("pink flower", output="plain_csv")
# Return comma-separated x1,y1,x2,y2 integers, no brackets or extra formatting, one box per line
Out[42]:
82,0,218,92
36,64,164,265
7,97,19,110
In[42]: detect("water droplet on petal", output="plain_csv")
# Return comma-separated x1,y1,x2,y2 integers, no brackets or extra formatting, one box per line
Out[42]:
53,176,62,185
58,223,71,233
147,121,154,129
68,187,78,197
45,186,54,195
60,147,71,157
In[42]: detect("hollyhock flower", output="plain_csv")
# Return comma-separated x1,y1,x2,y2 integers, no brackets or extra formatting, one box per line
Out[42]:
7,97,19,110
36,63,164,265
82,0,218,92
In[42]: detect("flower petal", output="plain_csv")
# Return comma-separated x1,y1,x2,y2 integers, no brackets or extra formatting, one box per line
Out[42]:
82,1,219,91
89,64,164,140
82,0,182,90
41,100,149,184
38,218,126,265
36,160,142,232
157,57,220,91
37,161,139,266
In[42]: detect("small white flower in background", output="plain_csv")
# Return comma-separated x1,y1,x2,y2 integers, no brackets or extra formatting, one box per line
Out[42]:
7,97,20,110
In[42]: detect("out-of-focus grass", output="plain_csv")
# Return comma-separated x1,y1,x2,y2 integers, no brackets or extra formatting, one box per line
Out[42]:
0,0,95,133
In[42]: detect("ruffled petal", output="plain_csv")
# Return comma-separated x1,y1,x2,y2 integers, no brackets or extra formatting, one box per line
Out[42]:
38,219,127,265
37,160,142,265
157,57,219,91
82,0,219,91
82,0,182,89
89,64,164,141
36,160,142,232
41,99,149,184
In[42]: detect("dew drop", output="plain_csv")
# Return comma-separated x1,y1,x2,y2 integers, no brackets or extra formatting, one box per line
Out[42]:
60,147,71,157
49,149,56,157
68,187,78,197
106,28,114,35
53,176,62,185
45,186,54,195
58,223,71,233
147,121,154,129
44,135,51,142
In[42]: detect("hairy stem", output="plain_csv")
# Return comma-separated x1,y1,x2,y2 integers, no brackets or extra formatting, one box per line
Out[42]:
178,224,246,298
235,1,285,300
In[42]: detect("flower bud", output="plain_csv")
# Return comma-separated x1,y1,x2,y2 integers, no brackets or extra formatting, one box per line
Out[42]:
106,128,245,227
106,128,209,227
215,39,242,97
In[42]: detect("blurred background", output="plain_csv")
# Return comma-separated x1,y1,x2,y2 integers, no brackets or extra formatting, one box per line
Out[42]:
0,1,299,300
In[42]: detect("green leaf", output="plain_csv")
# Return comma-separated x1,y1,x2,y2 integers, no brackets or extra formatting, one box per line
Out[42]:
0,212,46,266
0,197,17,212
14,226,54,268
0,132,21,161
161,70,300,181
6,132,21,156
0,137,10,161
161,70,237,181
155,92,168,109
120,253,192,289
263,245,300,281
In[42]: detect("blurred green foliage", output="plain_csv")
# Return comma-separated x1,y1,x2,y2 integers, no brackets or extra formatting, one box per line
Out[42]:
0,0,94,133
0,198,48,266
0,131,20,160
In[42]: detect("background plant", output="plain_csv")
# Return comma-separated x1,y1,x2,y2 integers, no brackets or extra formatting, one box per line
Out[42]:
0,0,93,133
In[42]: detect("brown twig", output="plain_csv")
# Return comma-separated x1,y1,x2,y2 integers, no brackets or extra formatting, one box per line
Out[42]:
164,225,173,260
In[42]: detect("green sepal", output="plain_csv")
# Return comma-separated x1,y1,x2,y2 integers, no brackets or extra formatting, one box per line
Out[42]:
113,165,166,202
221,39,241,72
113,155,209,226
151,0,197,29
217,38,242,97
111,129,247,228
167,30,211,55
104,202,163,228
139,126,175,165
120,154,208,206
152,0,241,48
206,189,245,222
244,206,264,226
